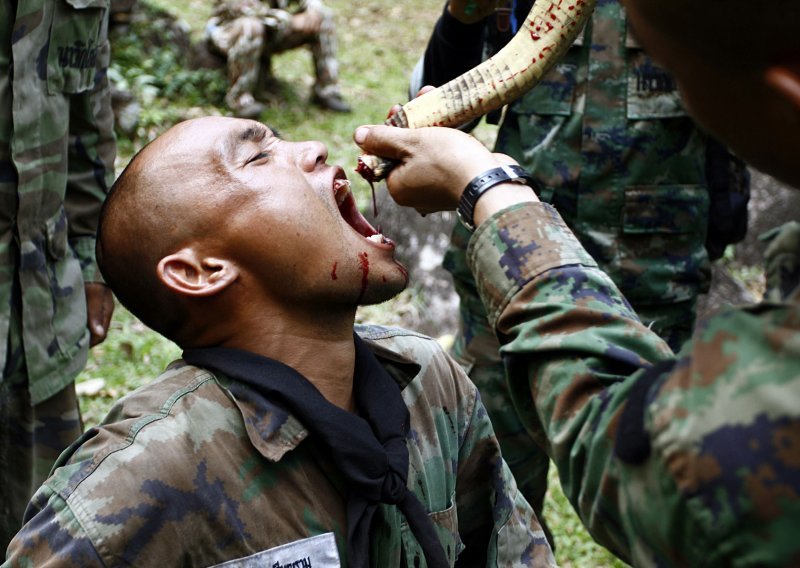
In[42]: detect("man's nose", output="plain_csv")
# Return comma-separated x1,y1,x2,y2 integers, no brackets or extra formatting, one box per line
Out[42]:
296,141,328,171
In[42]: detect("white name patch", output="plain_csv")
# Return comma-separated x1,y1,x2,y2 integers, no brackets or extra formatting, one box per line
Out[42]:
211,533,341,568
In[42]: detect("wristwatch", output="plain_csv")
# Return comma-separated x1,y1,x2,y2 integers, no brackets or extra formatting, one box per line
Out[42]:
456,165,538,232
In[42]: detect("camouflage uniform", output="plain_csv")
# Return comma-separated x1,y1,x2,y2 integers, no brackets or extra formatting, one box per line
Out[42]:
428,0,735,545
464,200,800,566
207,0,344,111
490,2,715,347
761,221,800,302
4,326,556,567
0,0,115,549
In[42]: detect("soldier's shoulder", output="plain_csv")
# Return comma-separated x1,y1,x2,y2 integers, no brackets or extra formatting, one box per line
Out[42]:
636,301,800,561
356,323,476,410
355,324,462,377
356,323,441,356
49,361,232,497
102,359,223,423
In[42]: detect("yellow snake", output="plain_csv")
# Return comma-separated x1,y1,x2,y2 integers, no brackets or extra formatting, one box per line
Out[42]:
356,0,596,182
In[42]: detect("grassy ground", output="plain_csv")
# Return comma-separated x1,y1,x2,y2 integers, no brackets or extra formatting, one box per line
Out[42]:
81,0,627,565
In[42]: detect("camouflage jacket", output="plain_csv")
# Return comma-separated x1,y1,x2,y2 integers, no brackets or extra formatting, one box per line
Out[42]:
420,0,719,312
0,0,116,403
420,1,749,350
467,202,800,566
4,326,556,567
495,1,715,314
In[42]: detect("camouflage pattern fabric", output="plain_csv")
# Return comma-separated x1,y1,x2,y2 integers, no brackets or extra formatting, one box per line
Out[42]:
0,0,115,550
443,2,717,543
207,0,343,110
0,380,82,553
761,221,800,302
444,221,555,549
494,0,713,350
467,201,800,566
4,326,556,567
0,282,84,550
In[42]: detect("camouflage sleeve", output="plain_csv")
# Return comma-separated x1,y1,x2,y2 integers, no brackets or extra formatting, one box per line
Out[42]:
467,202,673,560
470,203,800,565
3,484,104,567
66,8,116,285
454,366,556,566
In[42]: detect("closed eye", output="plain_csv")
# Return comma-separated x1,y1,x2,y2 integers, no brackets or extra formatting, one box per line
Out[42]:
247,151,270,164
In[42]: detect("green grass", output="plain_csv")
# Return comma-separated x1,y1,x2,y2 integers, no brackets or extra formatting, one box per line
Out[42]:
83,0,628,564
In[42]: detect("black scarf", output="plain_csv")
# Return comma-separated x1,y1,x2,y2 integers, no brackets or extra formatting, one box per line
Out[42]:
183,335,448,568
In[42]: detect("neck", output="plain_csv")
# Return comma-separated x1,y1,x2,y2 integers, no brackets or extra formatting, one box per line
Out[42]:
209,304,359,411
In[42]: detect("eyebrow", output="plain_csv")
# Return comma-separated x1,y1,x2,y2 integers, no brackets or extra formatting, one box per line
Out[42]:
238,124,269,144
223,123,278,161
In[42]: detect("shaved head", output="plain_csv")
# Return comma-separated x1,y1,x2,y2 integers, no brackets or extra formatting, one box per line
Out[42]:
100,116,411,348
97,119,238,340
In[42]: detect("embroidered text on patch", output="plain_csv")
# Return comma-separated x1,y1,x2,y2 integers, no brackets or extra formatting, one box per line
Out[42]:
272,558,312,568
634,67,676,94
57,40,97,70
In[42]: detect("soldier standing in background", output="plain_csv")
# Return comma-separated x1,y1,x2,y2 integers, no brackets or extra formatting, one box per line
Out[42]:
206,0,351,117
410,0,750,546
0,0,116,550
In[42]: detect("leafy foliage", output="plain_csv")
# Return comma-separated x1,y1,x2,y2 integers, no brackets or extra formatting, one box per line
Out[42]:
108,1,227,152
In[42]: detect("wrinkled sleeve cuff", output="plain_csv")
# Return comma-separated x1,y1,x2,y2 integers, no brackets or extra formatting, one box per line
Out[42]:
71,237,105,285
467,202,597,327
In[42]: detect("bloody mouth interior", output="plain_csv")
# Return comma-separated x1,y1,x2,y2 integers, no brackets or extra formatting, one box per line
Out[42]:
337,182,379,239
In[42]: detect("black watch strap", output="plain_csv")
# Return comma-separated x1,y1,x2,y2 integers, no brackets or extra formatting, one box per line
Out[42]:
456,165,537,232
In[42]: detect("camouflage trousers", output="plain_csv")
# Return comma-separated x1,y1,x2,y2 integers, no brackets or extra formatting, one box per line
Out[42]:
0,299,83,551
207,7,342,109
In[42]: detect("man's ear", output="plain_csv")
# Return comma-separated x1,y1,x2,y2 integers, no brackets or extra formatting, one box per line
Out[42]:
157,248,239,298
765,65,800,119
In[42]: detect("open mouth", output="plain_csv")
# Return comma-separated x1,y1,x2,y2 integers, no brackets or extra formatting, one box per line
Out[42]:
334,176,394,246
